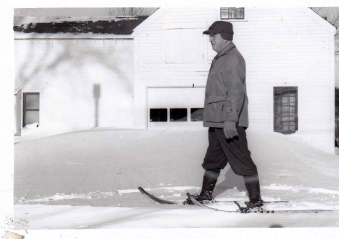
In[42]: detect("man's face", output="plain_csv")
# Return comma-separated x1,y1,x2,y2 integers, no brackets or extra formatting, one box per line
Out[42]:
210,33,226,53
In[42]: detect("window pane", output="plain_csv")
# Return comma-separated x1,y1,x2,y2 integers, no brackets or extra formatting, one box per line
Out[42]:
25,94,39,110
282,96,289,104
274,88,282,95
170,108,187,122
25,111,39,125
236,8,244,18
290,107,296,114
281,116,290,123
228,8,236,18
281,125,290,132
150,108,167,122
191,108,204,121
274,87,298,134
289,88,297,94
220,8,229,19
282,106,290,114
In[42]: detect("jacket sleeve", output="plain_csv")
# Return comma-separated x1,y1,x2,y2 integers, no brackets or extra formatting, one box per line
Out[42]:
222,57,246,123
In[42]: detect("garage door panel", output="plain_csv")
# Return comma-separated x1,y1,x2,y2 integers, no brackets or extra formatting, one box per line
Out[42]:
148,87,205,129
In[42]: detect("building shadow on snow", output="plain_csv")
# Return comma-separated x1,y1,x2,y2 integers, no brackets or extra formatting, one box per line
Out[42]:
213,167,247,198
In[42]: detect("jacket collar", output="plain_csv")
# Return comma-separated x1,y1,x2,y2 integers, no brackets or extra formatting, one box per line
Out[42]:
215,42,236,59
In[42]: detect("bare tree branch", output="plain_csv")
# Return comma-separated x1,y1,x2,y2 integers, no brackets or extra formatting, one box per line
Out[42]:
106,8,147,17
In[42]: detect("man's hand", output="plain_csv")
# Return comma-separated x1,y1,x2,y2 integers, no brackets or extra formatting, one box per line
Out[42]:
223,121,238,139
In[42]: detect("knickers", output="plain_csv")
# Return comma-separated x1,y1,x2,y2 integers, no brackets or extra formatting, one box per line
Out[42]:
202,127,258,177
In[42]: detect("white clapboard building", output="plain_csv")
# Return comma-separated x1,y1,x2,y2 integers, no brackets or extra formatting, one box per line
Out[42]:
14,8,336,153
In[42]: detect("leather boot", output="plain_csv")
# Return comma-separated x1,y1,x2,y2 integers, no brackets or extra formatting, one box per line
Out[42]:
245,181,264,207
199,175,217,200
183,176,217,205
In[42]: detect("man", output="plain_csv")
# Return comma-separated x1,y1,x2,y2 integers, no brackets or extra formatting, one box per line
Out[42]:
184,21,263,210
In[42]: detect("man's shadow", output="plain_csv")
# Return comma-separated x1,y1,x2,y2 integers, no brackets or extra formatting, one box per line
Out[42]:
213,165,247,198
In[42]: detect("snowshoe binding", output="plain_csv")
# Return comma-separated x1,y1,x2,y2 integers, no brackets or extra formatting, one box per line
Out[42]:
235,200,265,213
184,174,217,205
183,193,214,205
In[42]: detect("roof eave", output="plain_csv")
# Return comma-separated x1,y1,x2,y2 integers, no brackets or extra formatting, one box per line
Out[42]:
131,8,163,37
305,8,336,35
14,31,134,39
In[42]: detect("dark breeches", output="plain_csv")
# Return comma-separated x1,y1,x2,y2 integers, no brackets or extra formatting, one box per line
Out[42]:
202,127,258,177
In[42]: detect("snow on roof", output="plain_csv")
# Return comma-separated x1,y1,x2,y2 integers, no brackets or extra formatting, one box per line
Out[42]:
13,16,149,35
14,16,119,25
14,31,134,39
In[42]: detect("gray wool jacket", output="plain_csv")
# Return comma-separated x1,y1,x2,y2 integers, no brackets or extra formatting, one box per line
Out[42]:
203,42,249,128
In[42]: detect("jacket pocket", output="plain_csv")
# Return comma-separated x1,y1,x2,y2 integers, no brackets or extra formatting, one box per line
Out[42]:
204,96,228,123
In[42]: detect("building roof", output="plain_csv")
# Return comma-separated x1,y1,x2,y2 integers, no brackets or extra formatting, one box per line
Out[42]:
13,16,149,35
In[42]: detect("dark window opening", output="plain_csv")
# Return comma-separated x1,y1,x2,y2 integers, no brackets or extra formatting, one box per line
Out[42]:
274,87,298,134
220,7,245,19
150,108,167,122
23,93,40,127
191,108,204,121
170,108,187,122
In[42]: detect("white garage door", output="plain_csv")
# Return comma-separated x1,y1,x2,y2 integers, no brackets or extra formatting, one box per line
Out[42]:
148,87,205,130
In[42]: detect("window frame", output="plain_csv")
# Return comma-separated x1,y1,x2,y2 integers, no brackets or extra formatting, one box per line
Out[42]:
273,87,298,134
23,92,40,127
220,7,245,20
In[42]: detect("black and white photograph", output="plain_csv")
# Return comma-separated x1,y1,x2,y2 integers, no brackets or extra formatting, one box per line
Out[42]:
2,1,339,238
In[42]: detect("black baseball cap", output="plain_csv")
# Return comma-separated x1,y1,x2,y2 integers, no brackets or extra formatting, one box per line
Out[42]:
203,21,234,40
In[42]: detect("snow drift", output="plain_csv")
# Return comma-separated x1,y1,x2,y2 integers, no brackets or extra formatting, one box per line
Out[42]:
14,128,339,228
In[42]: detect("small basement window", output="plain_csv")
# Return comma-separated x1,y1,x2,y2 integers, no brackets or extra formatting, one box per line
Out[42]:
23,93,40,127
274,87,298,134
150,108,167,122
191,108,204,121
170,108,187,122
220,7,245,20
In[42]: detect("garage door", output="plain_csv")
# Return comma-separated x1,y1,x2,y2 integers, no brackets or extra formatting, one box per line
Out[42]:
148,87,205,129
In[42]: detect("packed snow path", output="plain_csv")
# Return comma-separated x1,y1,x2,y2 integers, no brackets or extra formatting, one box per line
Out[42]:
14,128,339,228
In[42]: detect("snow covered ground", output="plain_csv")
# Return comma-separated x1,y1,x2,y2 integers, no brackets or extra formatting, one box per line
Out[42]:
14,128,339,229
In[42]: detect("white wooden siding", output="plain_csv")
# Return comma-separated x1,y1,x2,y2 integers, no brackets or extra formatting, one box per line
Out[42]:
15,38,135,131
134,8,335,153
164,29,205,64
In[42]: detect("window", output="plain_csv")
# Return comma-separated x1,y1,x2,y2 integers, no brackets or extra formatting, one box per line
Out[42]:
220,8,245,20
23,93,40,127
14,89,22,136
191,108,204,121
149,107,204,123
150,108,167,122
274,87,298,134
170,108,187,122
